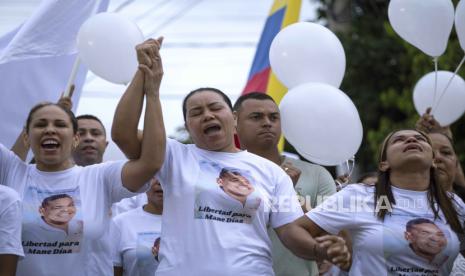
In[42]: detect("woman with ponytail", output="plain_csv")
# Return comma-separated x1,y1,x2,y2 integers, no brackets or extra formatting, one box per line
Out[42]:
290,129,464,275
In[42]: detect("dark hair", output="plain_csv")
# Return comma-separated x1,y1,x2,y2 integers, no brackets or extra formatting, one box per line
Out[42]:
26,102,78,134
41,194,73,208
232,92,276,111
182,87,233,121
76,114,106,134
428,131,464,200
453,184,465,203
154,237,161,247
219,168,242,179
356,171,378,184
405,218,436,231
375,129,463,234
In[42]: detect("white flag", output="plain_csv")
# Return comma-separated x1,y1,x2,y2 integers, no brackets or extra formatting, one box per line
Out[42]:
0,0,109,148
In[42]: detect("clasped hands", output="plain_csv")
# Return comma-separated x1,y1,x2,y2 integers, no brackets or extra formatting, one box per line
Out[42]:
135,37,164,94
315,235,351,271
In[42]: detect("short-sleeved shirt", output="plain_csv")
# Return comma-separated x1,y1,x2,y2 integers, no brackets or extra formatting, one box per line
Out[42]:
112,194,147,217
307,184,465,276
155,139,303,276
0,144,147,276
111,206,162,276
0,185,24,257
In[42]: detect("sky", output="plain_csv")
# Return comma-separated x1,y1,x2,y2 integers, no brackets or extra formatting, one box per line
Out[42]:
0,0,318,161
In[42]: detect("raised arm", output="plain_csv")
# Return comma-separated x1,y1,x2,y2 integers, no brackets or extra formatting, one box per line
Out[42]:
10,129,28,162
118,38,166,192
112,39,162,159
415,107,453,138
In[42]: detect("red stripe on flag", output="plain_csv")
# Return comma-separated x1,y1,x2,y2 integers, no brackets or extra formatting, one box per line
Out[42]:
242,67,271,94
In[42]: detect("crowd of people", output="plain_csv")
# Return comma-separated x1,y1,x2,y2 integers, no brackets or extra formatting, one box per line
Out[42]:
0,37,464,276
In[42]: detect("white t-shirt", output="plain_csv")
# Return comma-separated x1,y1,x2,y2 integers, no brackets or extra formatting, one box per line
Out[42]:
0,144,147,276
451,254,465,275
0,185,24,257
155,139,303,276
307,184,465,276
111,206,162,276
112,194,147,217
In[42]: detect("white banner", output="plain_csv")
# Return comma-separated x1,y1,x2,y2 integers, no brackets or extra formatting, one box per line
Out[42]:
0,0,109,148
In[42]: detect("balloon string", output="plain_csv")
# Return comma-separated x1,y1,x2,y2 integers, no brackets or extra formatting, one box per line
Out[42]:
346,156,355,178
432,55,465,114
431,57,439,114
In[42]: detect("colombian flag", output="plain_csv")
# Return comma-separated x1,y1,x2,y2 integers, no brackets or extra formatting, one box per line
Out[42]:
242,0,302,104
240,0,301,150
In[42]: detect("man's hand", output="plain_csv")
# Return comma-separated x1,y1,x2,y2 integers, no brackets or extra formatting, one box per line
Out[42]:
57,84,75,111
281,161,301,187
335,174,349,191
415,107,453,139
416,107,442,132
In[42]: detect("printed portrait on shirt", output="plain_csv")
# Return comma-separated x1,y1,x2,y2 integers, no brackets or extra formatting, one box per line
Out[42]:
137,231,161,274
383,214,454,275
22,186,83,255
194,160,262,224
404,218,448,263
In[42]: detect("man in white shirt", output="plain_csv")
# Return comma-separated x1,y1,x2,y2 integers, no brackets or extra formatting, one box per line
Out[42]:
0,185,24,276
73,114,122,275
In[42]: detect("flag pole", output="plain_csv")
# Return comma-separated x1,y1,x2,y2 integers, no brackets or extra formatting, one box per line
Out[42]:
63,0,102,98
63,57,80,97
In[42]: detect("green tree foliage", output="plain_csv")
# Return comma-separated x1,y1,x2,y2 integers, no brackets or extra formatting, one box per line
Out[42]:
314,0,465,171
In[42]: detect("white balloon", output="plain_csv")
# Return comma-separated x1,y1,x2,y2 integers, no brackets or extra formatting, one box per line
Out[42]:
280,82,363,166
456,0,465,51
294,149,337,166
413,71,465,126
269,22,346,89
388,0,454,57
77,13,144,84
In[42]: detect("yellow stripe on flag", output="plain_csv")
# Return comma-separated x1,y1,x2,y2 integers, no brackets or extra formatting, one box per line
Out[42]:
269,0,287,15
267,0,301,151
